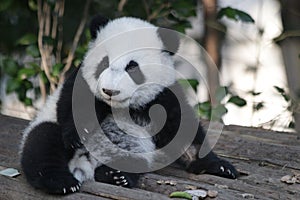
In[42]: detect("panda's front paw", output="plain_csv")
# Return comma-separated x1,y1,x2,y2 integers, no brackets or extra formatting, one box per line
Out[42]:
63,133,83,150
187,158,238,179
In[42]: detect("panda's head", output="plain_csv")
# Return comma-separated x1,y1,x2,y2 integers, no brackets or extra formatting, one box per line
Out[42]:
82,15,179,109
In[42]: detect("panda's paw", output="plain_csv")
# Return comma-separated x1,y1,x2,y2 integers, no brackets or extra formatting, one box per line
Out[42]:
187,158,238,179
63,134,83,150
61,181,82,194
39,173,82,194
94,165,139,188
106,170,130,187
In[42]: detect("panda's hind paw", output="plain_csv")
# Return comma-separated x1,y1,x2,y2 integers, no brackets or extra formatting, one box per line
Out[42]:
187,159,239,179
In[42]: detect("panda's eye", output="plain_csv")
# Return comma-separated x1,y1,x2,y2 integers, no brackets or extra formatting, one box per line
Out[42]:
125,60,145,84
125,60,139,72
95,56,109,77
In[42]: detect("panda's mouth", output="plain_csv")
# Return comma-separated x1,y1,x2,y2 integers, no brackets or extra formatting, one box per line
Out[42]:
101,95,130,104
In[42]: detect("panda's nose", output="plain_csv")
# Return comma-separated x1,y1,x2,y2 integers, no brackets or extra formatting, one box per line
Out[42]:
102,88,120,96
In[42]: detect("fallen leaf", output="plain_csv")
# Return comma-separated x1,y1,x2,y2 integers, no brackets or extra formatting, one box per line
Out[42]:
241,193,254,199
214,184,229,189
185,185,198,190
207,190,218,198
185,189,207,198
170,191,193,199
0,168,20,178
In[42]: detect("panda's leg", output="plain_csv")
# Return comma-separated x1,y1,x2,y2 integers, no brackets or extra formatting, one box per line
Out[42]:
94,165,140,188
180,125,238,179
21,122,81,194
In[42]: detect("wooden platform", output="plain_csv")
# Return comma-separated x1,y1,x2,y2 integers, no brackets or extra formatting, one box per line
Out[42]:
0,114,299,200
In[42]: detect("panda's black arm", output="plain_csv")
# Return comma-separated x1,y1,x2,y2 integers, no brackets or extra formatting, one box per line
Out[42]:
55,67,83,151
150,83,238,179
56,66,111,151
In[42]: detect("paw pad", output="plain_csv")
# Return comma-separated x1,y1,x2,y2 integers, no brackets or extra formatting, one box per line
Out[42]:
105,170,130,187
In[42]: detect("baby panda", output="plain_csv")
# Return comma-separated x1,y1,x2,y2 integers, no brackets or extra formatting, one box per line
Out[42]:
20,15,238,195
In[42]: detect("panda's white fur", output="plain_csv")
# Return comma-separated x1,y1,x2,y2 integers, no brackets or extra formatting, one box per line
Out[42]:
82,17,176,108
20,15,238,195
20,85,62,151
67,17,175,182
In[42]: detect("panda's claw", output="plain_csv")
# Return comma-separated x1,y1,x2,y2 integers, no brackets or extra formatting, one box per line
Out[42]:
220,166,225,172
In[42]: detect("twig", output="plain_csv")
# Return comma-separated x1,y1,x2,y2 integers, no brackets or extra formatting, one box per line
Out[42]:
37,0,57,92
51,1,60,39
39,75,47,103
274,30,300,43
118,0,127,12
142,0,150,18
59,0,91,83
147,4,167,22
56,0,65,64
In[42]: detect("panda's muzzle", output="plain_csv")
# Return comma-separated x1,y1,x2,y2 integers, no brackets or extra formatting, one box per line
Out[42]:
102,88,120,97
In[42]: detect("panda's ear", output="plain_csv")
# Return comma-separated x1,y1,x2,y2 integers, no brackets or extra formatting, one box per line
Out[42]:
89,15,110,40
157,27,180,55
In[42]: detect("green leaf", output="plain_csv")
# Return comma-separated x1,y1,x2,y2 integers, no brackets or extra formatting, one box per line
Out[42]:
26,45,40,57
52,63,64,77
24,97,33,106
217,7,255,23
2,58,19,76
248,90,261,96
288,121,295,129
254,102,264,111
228,95,247,107
74,59,81,67
28,62,41,71
274,86,285,94
6,78,21,93
16,34,37,45
42,36,55,45
215,86,228,102
39,71,49,84
17,86,26,101
211,104,228,120
178,79,199,92
28,0,38,11
196,101,211,119
0,0,13,12
274,86,290,102
170,191,192,199
18,68,37,80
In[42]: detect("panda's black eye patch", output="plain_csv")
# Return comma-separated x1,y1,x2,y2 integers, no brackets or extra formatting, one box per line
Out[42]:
125,60,139,72
125,60,145,85
95,56,109,77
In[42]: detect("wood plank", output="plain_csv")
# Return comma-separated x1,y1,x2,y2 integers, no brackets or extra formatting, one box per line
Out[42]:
0,175,109,200
82,181,171,200
1,114,300,200
157,166,300,200
138,173,247,200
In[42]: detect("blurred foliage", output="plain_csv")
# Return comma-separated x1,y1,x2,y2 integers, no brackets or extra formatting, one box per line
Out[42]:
196,86,247,121
178,79,247,121
217,7,255,23
0,0,198,106
0,0,254,122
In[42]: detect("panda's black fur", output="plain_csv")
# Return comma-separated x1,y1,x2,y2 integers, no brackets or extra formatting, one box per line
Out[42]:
20,15,238,195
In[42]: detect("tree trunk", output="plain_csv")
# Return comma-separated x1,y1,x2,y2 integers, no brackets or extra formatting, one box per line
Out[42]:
201,0,221,105
279,0,300,132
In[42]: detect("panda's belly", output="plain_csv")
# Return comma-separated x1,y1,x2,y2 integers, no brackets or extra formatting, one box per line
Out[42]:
84,115,155,165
